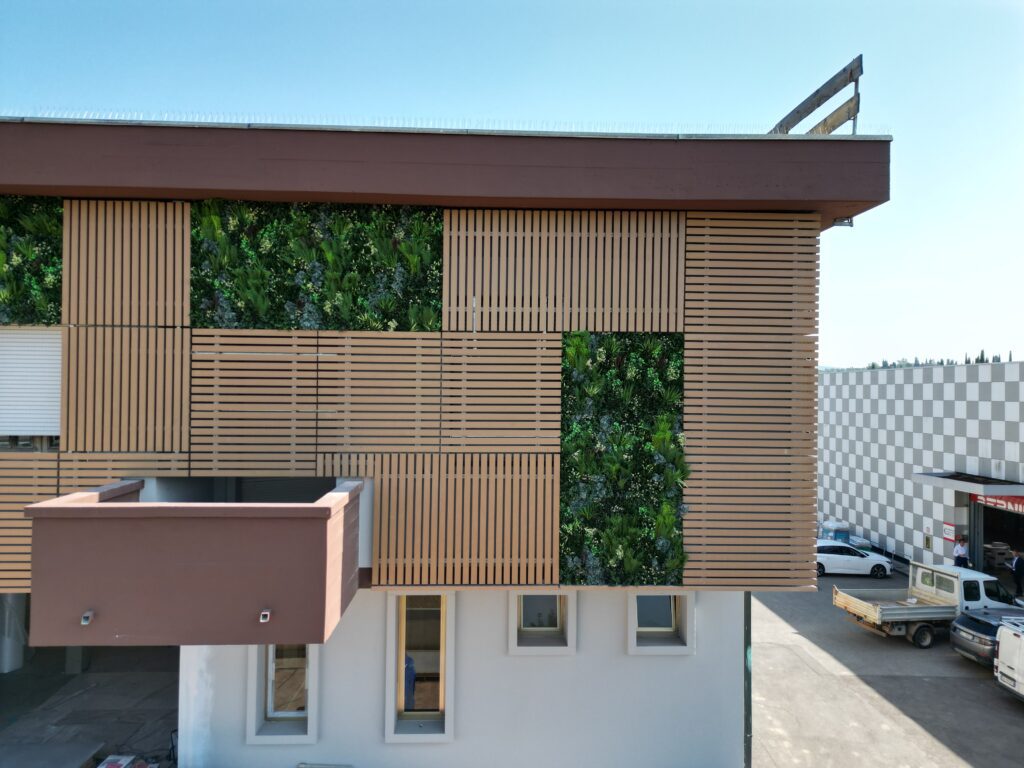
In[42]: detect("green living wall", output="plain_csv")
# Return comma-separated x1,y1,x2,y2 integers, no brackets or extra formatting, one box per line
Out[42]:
0,196,63,325
192,201,443,331
560,332,688,585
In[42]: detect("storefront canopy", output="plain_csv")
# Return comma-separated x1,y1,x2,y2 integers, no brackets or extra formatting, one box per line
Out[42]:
913,471,1024,496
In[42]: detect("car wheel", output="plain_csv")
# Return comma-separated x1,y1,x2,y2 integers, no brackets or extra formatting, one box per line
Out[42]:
870,564,887,579
817,562,825,577
912,625,935,649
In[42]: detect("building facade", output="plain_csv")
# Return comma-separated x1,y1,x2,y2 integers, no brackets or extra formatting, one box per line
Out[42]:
0,120,889,766
818,362,1024,569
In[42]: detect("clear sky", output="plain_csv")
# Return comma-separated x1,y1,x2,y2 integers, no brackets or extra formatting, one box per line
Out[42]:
2,0,1021,368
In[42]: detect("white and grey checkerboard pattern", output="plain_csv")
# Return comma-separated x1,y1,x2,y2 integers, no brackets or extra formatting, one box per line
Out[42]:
818,362,1024,565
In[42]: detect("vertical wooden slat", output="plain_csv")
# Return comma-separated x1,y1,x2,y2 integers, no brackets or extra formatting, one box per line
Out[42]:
442,208,690,333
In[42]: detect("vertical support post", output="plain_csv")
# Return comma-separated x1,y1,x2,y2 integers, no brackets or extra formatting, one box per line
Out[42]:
744,590,752,767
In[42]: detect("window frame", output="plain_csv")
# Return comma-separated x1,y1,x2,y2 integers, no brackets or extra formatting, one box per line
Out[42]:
507,590,577,656
245,644,319,745
626,590,696,656
265,644,309,721
635,594,678,634
384,591,455,744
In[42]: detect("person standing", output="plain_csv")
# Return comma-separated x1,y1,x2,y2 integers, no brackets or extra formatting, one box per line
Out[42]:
952,536,969,568
1011,549,1024,598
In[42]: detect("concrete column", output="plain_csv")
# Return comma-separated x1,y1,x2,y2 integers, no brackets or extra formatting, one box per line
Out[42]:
64,645,91,674
0,593,28,673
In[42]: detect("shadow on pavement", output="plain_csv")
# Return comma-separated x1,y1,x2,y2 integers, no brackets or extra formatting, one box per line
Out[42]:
755,573,1024,767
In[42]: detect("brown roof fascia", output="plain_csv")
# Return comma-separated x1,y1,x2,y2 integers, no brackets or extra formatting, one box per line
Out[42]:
0,120,890,228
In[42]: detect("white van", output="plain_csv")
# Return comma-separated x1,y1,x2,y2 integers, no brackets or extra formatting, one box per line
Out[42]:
994,617,1024,702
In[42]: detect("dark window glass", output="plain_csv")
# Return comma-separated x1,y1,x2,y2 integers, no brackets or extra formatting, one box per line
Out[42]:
520,595,560,629
637,596,675,630
963,581,981,602
984,580,1014,604
401,595,442,714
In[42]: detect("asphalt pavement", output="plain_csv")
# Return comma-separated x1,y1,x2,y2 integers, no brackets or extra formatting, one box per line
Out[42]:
752,572,1024,768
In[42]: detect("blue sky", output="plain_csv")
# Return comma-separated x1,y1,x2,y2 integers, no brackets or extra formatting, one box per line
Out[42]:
2,0,1021,367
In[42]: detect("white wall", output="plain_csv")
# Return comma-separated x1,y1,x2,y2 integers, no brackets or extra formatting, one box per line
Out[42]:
179,589,744,768
0,327,61,436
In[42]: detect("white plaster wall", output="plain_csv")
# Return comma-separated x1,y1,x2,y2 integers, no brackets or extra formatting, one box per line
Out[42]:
179,589,744,768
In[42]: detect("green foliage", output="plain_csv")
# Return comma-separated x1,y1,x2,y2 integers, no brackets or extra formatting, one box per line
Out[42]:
560,331,688,585
191,201,443,331
0,196,63,325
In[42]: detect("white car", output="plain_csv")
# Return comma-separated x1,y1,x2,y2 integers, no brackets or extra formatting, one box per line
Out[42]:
816,539,892,578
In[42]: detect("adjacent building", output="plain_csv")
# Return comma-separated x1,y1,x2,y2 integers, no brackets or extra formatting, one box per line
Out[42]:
818,362,1024,571
0,119,890,767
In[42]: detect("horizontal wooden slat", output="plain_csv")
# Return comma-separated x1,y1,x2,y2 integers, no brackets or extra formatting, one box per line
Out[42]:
191,330,561,458
440,332,561,452
683,212,820,591
0,453,59,592
57,453,190,493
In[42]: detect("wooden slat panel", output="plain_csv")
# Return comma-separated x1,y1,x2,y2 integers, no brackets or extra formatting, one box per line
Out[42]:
64,327,190,454
57,452,190,493
440,332,561,452
191,330,560,460
320,452,559,586
682,212,820,591
0,453,59,592
443,209,685,332
62,200,190,327
190,329,318,475
318,332,441,452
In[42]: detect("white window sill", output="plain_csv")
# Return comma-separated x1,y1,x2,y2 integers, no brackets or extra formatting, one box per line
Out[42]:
248,718,315,745
386,718,452,744
510,631,574,656
629,635,695,656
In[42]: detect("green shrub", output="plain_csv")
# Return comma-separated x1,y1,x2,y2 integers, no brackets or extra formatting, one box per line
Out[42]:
191,201,443,331
0,196,63,325
560,331,688,585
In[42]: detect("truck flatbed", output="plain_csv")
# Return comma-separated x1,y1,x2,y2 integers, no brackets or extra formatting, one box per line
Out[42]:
833,585,957,624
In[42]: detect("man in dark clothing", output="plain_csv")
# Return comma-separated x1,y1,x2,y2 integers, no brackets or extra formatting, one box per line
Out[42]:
1011,549,1024,597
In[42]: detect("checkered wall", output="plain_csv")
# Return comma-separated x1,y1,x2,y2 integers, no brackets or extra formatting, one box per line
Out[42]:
818,362,1023,565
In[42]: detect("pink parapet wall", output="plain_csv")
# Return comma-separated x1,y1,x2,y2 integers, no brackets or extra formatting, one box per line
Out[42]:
25,478,361,646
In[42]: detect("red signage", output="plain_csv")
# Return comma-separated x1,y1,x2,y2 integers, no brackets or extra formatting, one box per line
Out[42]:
971,494,1024,514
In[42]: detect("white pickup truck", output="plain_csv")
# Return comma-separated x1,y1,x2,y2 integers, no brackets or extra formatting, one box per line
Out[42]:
833,561,1023,648
994,617,1024,701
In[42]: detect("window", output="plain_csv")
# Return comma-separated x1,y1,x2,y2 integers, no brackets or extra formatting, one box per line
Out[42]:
637,595,677,633
963,580,981,602
920,570,935,588
936,574,956,595
508,591,577,655
385,592,455,743
984,579,1016,605
246,644,319,745
627,591,695,656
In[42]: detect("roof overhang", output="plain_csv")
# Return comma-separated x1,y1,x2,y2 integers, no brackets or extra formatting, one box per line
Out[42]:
913,471,1024,496
0,119,890,228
